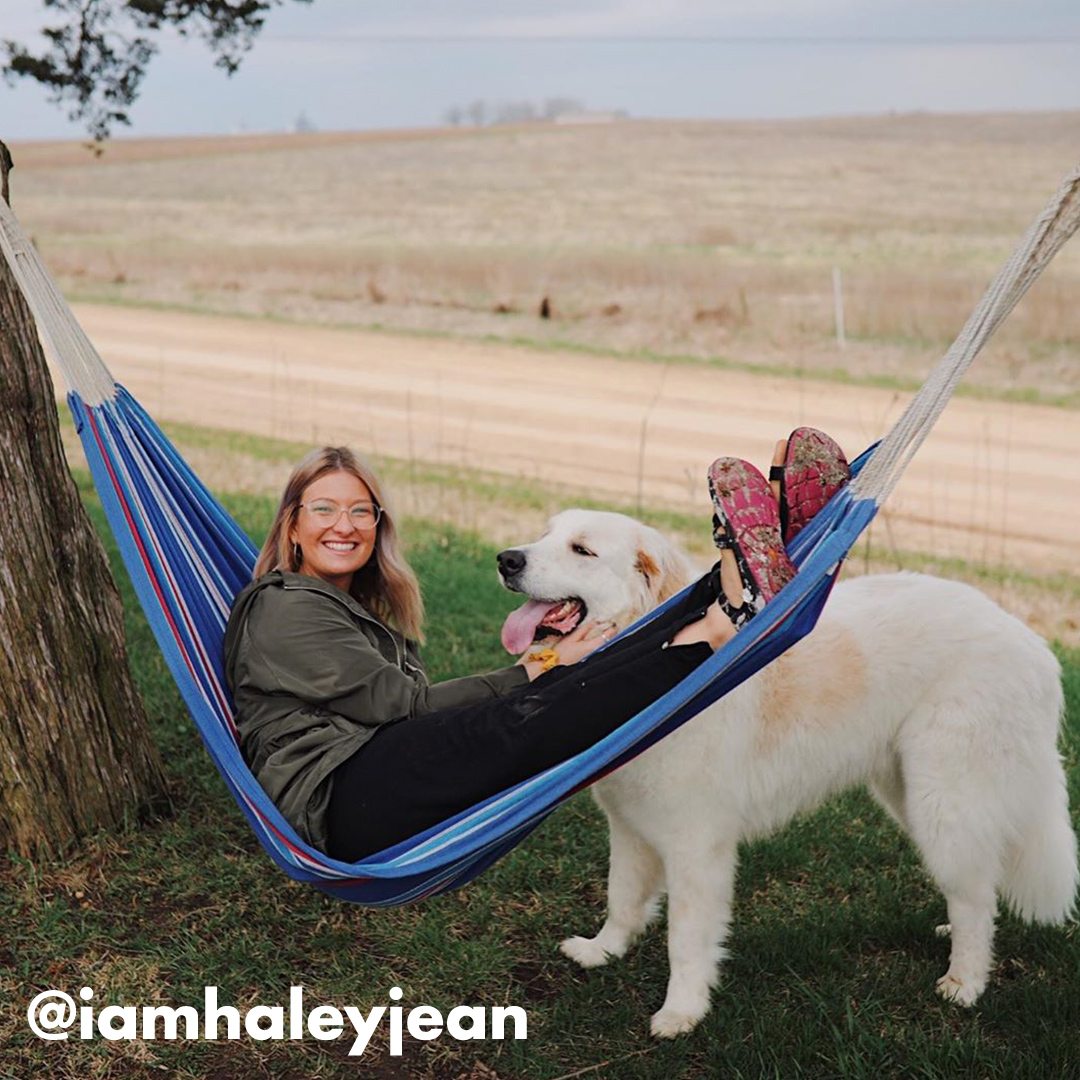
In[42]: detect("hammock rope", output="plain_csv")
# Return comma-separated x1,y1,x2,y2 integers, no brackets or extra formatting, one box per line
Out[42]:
850,164,1080,506
1,163,1077,905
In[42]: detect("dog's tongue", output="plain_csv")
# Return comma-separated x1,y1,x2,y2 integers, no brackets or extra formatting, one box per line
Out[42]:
501,599,561,655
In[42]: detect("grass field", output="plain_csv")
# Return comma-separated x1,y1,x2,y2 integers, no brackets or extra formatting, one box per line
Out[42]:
11,112,1080,402
3,465,1079,1079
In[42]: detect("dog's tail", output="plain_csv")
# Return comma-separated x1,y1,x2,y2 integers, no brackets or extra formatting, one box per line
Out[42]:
1001,748,1078,925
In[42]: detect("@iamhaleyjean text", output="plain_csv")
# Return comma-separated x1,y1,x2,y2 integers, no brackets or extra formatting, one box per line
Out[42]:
27,985,527,1056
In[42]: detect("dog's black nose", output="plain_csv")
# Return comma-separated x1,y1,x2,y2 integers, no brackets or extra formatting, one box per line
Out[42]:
497,549,526,576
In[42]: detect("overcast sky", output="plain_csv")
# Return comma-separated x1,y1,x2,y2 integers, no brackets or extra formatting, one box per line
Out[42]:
3,0,1080,140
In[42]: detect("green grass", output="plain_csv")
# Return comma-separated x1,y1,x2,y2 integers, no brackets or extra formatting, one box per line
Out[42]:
2,477,1079,1079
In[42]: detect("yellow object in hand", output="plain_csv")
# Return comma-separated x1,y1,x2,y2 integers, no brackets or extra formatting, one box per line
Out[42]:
526,647,560,673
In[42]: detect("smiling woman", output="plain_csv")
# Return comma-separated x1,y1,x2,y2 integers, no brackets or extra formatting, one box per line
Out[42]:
292,474,380,593
248,447,423,640
222,444,749,861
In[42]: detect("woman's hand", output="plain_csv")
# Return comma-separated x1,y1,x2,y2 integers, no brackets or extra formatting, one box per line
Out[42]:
519,619,616,680
557,619,616,663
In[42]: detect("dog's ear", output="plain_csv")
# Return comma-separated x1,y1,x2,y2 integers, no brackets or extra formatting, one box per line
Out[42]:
634,549,661,591
637,529,697,604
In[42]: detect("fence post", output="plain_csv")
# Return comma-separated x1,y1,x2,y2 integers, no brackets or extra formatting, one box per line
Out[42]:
832,266,846,349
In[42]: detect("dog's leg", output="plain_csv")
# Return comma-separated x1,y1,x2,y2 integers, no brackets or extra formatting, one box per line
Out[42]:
868,754,909,832
560,813,663,969
650,842,737,1038
870,759,965,945
899,728,999,1006
915,834,997,1004
935,884,996,1006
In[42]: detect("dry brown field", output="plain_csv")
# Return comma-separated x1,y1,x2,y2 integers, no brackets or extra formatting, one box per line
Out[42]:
9,113,1080,641
10,112,1080,401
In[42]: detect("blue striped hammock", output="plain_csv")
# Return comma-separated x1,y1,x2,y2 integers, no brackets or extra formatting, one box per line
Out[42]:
69,384,877,904
3,162,1077,906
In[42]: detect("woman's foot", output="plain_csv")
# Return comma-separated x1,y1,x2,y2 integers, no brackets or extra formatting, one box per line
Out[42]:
707,457,796,626
708,527,755,629
767,427,850,542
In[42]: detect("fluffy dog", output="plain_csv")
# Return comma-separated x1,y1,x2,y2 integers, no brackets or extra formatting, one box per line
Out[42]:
498,509,1077,1037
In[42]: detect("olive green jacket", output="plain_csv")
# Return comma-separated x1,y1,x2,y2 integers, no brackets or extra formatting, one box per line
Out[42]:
222,571,529,852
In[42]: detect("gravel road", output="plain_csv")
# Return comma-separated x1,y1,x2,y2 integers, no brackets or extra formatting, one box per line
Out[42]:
63,303,1077,576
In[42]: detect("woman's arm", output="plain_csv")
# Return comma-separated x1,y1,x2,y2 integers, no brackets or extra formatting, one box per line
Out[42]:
239,589,529,726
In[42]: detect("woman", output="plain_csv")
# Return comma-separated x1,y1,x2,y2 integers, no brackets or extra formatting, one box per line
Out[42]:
224,433,847,861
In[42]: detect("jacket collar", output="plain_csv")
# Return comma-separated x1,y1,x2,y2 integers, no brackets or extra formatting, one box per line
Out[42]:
274,570,385,624
226,569,388,646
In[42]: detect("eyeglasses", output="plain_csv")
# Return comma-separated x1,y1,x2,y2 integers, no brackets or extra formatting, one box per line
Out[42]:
300,500,382,530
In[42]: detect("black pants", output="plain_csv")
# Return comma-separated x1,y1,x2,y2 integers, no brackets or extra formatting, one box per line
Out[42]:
325,572,716,861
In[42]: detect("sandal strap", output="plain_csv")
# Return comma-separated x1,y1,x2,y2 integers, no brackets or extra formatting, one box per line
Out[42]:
768,464,785,482
717,594,754,629
707,551,754,628
711,514,736,549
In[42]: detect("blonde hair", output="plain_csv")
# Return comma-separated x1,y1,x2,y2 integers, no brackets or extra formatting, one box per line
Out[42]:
253,447,425,642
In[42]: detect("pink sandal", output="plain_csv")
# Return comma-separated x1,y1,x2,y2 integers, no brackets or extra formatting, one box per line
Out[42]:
707,457,796,625
769,427,850,542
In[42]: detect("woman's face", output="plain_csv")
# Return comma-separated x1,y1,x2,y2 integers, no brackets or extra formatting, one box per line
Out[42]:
289,470,378,592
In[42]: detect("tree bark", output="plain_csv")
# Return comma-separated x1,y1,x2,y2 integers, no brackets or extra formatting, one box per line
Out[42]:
0,146,168,857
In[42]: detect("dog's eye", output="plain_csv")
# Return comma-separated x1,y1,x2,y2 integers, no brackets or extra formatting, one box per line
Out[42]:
571,543,597,557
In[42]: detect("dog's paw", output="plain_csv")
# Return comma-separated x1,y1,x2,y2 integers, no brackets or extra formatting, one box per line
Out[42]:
650,1006,705,1039
559,935,611,969
934,923,952,939
935,972,984,1007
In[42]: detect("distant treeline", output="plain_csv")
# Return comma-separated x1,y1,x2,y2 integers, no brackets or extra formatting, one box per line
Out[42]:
443,98,593,126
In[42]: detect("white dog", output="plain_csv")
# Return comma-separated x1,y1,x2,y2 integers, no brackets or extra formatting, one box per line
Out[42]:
497,509,1077,1037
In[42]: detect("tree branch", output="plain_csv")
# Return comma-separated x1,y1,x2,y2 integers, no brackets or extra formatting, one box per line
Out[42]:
3,0,312,142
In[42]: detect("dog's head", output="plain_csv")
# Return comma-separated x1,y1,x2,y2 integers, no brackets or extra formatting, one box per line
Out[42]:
496,509,698,655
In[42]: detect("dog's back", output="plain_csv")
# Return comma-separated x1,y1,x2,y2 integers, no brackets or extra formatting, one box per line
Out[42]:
700,572,1069,857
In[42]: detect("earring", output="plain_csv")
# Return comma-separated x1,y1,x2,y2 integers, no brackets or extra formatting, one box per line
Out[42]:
293,543,302,566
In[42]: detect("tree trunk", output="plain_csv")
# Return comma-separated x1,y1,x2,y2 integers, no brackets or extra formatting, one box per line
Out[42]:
0,161,168,857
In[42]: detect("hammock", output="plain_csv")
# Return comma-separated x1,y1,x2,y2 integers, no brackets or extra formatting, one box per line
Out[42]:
2,165,1077,906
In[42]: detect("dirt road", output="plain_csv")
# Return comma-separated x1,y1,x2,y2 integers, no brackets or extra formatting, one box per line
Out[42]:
63,304,1078,576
